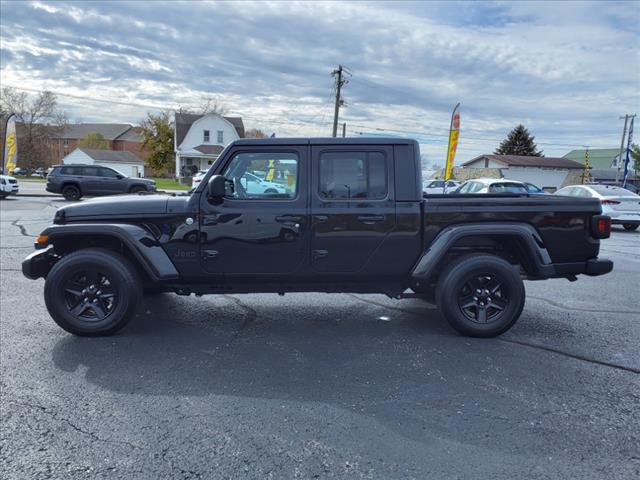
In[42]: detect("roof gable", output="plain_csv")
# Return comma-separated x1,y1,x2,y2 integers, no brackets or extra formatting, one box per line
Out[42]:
175,112,244,147
76,148,143,164
563,148,619,169
53,123,133,141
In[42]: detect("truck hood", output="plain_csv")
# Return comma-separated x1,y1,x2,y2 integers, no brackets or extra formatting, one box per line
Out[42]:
55,194,190,221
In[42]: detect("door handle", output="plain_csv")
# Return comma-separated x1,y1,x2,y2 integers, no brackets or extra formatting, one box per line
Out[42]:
202,249,219,259
275,215,302,223
357,215,385,223
314,215,328,223
312,249,328,260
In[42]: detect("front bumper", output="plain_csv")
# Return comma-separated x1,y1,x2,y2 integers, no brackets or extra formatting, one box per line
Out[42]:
22,246,58,280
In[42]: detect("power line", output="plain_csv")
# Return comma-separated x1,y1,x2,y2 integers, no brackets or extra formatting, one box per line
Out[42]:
4,84,618,149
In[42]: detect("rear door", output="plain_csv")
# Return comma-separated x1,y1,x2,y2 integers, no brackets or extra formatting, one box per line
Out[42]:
80,166,103,194
310,144,396,274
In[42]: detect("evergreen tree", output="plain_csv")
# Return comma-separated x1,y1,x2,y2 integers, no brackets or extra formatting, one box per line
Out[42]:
494,124,543,156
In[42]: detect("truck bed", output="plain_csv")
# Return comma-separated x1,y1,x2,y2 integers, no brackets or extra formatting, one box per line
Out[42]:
422,194,602,263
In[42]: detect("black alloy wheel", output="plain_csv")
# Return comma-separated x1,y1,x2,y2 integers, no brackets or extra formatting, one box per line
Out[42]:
63,269,117,322
436,254,525,337
62,185,80,201
457,273,509,324
44,248,140,336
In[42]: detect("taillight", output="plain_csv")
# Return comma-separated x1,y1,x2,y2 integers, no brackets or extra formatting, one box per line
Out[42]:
591,215,611,239
601,199,620,205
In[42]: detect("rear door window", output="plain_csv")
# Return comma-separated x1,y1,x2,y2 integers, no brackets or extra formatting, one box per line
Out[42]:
319,151,387,200
60,166,82,175
82,167,99,177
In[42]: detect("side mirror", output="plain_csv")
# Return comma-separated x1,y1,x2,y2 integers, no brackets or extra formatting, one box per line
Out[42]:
207,175,226,199
116,174,124,180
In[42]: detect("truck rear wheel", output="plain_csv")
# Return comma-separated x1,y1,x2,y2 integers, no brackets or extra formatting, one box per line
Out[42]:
435,254,525,337
44,248,141,336
623,224,638,231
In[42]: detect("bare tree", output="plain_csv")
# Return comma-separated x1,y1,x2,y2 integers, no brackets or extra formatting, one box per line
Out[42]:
199,95,227,115
245,128,267,138
0,87,67,169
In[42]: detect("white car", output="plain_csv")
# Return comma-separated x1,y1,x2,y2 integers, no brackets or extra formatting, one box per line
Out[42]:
555,184,640,231
423,179,460,194
191,170,209,188
0,175,19,198
457,178,528,194
193,170,288,195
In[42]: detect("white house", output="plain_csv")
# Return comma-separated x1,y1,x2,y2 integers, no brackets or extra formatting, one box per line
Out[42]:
63,148,145,177
461,154,584,191
174,113,245,179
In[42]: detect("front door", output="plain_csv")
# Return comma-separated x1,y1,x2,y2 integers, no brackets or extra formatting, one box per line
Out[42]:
310,145,396,274
97,167,126,194
199,147,308,276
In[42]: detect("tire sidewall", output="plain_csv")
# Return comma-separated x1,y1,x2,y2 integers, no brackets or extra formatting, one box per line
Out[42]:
436,255,525,337
44,249,140,336
62,185,80,201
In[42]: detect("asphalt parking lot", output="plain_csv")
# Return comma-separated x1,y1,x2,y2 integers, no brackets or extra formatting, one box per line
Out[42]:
1,194,639,479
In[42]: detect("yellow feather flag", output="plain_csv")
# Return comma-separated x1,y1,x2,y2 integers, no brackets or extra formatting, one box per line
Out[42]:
444,103,460,181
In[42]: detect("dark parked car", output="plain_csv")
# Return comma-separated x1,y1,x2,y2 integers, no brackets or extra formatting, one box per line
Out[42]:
46,164,156,200
23,138,612,338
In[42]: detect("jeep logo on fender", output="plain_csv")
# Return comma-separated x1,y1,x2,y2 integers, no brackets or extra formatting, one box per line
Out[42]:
174,249,197,258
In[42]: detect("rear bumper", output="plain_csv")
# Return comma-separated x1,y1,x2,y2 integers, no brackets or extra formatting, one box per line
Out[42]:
551,258,614,277
611,219,640,226
22,246,58,280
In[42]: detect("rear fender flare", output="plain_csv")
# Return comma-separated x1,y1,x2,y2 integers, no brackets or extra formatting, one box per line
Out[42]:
411,222,553,280
41,223,179,281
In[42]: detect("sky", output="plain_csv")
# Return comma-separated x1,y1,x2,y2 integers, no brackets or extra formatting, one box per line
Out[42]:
1,0,639,165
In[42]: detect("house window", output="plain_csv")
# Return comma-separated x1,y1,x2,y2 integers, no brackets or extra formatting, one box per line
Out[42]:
217,130,224,143
63,138,69,146
203,130,210,142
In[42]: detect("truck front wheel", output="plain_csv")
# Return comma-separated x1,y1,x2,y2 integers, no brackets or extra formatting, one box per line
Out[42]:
44,248,141,336
435,254,525,337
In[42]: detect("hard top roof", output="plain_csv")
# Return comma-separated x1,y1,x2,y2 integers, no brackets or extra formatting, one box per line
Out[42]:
230,137,418,146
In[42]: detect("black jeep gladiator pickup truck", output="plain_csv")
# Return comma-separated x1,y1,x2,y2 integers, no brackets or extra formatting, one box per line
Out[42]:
22,138,613,337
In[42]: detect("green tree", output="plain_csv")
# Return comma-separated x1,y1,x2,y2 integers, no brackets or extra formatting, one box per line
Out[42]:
139,111,174,172
494,124,543,156
78,131,109,149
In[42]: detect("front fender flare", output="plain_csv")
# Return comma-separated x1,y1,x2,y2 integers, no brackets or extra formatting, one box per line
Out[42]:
411,222,554,280
40,223,179,281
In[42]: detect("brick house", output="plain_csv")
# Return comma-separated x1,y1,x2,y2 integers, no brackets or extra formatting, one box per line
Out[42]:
50,123,147,163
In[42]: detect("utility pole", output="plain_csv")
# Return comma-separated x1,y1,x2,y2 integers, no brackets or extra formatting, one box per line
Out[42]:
616,114,635,184
342,122,346,138
331,65,350,137
581,146,591,184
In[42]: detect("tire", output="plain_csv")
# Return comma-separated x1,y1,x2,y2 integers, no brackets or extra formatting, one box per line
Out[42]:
435,254,525,338
62,185,81,201
264,188,278,194
44,248,141,336
0,193,8,199
130,185,146,194
623,224,639,231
